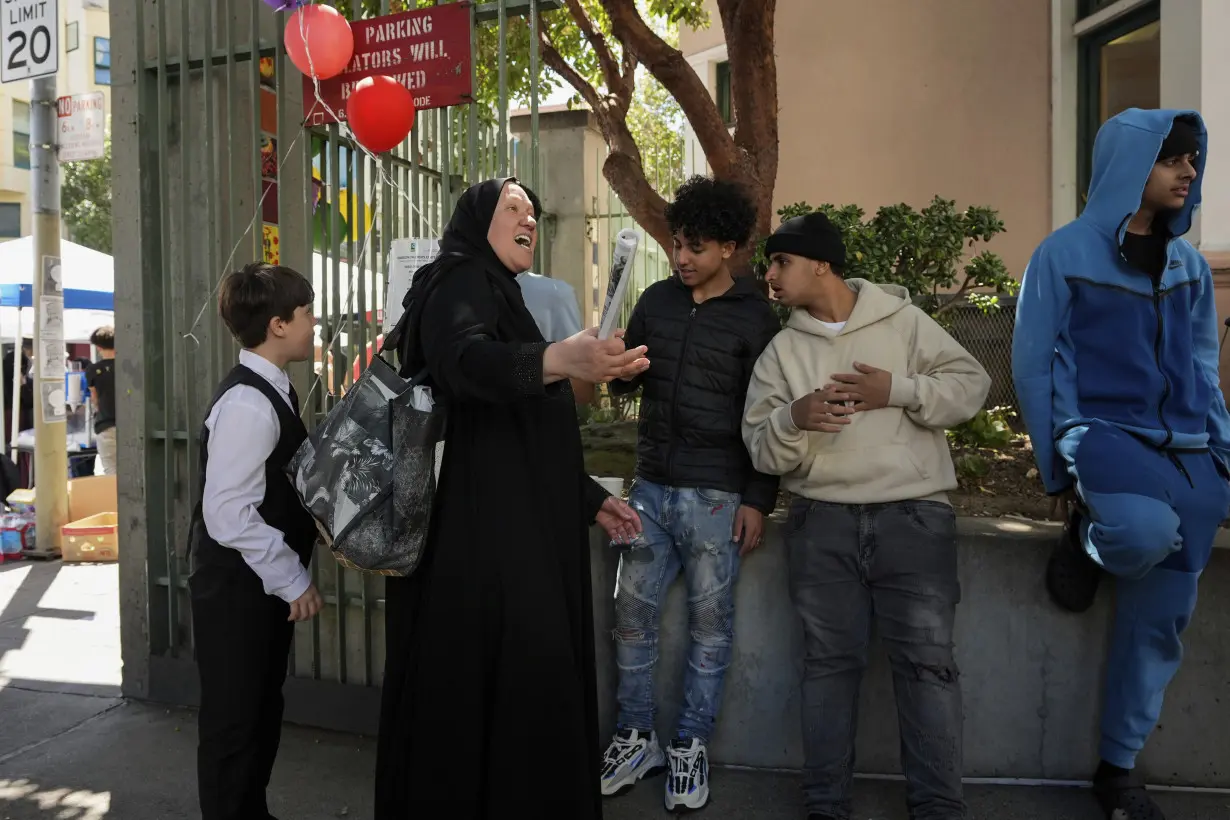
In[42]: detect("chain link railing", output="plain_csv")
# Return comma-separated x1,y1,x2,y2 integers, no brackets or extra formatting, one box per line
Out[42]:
944,297,1020,414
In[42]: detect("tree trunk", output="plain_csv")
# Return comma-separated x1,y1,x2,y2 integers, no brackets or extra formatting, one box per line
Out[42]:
718,0,779,273
603,154,672,258
542,0,780,276
600,114,672,255
602,0,779,276
600,0,738,178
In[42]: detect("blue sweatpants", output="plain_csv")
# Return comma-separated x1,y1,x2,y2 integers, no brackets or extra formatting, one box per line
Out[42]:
1058,422,1230,769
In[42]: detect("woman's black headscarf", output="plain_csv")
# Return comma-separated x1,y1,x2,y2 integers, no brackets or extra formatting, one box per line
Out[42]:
387,177,542,376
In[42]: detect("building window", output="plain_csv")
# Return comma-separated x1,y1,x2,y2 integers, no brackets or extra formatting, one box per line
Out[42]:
93,37,110,85
715,60,733,126
0,204,20,238
1079,0,1128,16
12,101,30,171
1076,2,1159,210
66,21,79,52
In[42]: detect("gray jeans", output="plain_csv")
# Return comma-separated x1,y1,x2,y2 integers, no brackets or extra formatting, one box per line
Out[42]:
784,497,966,820
95,427,117,475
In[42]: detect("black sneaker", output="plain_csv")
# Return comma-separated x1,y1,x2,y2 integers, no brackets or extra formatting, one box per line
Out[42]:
1045,506,1102,612
1093,767,1166,819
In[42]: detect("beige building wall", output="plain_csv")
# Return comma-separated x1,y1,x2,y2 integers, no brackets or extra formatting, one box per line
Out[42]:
0,0,112,243
683,0,1230,389
680,0,1052,277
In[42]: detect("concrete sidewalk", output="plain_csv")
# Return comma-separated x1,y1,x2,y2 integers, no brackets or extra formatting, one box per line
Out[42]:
1,698,1230,818
1,560,1229,818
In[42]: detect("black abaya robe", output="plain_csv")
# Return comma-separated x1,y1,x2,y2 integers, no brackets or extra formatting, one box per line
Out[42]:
374,180,608,819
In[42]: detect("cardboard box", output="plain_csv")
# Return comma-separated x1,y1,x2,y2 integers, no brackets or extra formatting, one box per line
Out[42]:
67,475,117,521
61,512,119,563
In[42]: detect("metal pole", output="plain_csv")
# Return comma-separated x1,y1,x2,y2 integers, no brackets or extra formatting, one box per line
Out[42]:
30,74,67,550
10,322,21,451
529,0,541,273
497,0,508,175
468,2,479,185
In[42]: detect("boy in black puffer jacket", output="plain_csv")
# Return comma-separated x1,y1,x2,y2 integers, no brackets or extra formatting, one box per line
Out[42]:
598,175,780,812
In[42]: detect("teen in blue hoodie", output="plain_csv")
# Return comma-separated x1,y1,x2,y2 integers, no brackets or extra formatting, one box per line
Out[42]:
1013,109,1230,820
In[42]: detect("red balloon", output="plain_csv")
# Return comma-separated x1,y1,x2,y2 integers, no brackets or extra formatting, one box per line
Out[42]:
346,76,416,154
284,4,354,80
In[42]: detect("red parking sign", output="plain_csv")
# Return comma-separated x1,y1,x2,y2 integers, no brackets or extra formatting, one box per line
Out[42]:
303,2,474,125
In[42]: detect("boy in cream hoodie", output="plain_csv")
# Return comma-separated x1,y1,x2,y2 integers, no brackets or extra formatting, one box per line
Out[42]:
742,212,989,820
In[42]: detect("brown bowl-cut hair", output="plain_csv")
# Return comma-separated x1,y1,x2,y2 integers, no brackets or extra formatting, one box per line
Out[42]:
219,262,315,349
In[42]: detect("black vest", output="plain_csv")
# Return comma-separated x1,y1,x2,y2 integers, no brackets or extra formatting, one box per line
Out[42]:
189,364,317,573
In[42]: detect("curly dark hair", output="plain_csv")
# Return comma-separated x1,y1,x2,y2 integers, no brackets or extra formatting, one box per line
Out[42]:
664,175,757,247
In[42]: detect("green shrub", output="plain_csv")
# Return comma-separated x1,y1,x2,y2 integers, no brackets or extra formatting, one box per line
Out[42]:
948,406,1016,450
753,196,1019,324
953,452,991,481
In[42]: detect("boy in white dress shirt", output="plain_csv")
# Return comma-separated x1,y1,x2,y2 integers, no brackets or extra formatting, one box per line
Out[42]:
188,262,323,820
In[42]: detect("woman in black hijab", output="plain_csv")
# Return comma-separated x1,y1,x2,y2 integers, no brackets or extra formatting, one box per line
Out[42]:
375,178,649,819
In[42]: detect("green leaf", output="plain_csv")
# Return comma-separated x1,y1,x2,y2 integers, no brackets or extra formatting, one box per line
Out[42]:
61,137,112,255
753,192,1014,320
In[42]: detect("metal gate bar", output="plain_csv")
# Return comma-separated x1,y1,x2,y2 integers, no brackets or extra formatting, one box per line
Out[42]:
115,0,557,731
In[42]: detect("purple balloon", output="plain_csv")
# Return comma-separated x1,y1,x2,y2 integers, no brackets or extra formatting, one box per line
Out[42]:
262,0,307,10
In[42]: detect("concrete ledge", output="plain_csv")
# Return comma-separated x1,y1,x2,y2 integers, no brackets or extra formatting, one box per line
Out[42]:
590,516,1230,787
1205,249,1230,273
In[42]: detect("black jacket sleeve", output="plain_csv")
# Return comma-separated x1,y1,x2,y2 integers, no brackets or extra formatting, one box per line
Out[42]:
608,292,648,397
581,475,609,524
420,265,550,404
739,303,783,513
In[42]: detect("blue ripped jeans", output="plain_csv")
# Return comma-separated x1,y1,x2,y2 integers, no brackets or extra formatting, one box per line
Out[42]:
613,479,741,744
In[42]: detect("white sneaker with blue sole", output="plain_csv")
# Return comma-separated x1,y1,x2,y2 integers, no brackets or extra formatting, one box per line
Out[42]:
664,736,709,812
600,728,666,797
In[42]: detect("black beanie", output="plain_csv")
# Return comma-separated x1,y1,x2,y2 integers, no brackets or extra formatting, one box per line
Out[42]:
764,212,846,268
1158,118,1200,162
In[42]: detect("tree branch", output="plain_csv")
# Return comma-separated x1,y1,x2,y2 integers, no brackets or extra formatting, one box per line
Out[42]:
717,0,778,179
621,43,637,85
934,277,976,317
560,0,628,103
536,8,668,255
538,24,605,116
598,0,737,178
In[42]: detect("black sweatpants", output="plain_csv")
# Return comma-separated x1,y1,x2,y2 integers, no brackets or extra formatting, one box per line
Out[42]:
190,564,294,820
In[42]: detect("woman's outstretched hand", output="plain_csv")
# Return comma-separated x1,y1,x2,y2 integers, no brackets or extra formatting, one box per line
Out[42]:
597,495,642,545
545,328,649,384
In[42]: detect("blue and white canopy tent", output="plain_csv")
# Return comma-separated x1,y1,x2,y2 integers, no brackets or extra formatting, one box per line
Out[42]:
0,237,115,449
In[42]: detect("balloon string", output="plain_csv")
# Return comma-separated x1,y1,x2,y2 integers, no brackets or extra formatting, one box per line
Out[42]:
182,126,307,349
298,1,435,238
293,0,441,414
179,0,445,419
297,168,383,412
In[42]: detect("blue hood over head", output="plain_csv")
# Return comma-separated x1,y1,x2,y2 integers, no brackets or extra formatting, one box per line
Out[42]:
1082,108,1207,240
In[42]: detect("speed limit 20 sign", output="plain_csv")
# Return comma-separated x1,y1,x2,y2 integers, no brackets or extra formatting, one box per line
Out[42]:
2,0,59,83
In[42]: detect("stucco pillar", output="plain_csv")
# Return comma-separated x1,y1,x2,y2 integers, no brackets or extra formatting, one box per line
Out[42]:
1051,0,1080,231
1161,0,1230,256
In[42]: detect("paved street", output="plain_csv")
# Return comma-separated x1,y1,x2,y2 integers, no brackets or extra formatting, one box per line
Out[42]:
1,560,1228,818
